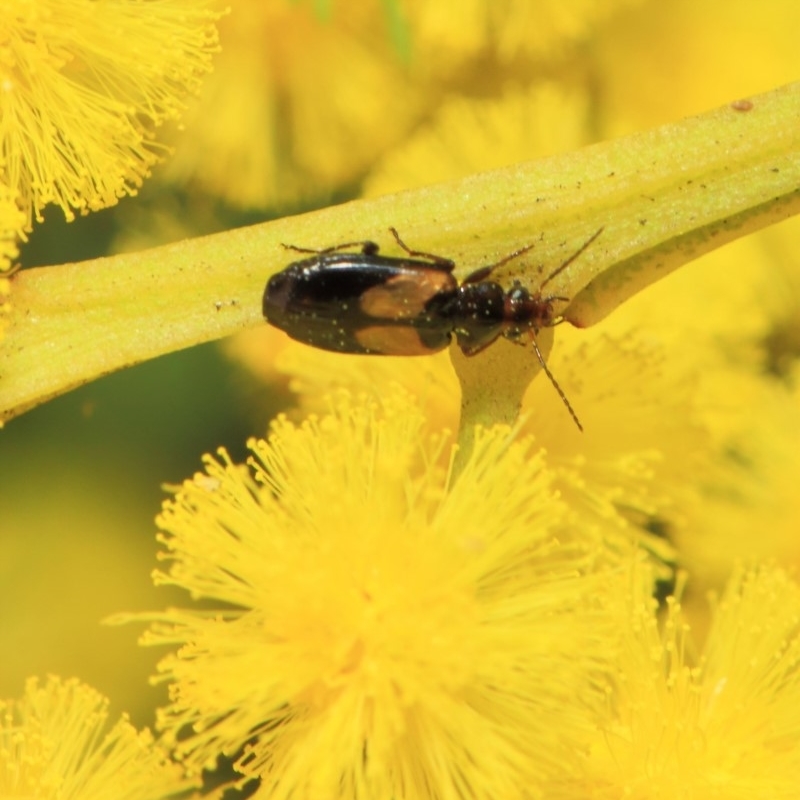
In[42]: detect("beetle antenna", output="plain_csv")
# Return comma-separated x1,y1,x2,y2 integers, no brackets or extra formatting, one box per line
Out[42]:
538,227,604,292
530,333,583,432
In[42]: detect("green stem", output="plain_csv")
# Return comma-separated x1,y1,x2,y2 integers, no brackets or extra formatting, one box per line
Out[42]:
3,81,800,423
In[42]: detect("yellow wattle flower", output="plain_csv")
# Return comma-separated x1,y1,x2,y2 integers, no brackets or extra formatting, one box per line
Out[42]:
552,564,800,798
0,676,193,799
128,389,637,798
0,0,220,228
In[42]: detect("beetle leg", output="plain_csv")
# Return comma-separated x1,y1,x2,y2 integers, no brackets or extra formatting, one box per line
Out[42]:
282,240,380,256
388,228,455,270
453,327,504,356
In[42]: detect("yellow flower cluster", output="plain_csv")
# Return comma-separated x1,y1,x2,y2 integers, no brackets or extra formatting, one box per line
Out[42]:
142,384,800,798
0,676,194,800
161,3,800,791
0,0,220,231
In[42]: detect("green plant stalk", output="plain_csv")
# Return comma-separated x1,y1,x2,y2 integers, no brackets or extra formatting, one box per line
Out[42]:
2,82,800,424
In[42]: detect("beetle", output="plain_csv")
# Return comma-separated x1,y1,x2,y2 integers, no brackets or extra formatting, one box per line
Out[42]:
263,227,603,431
